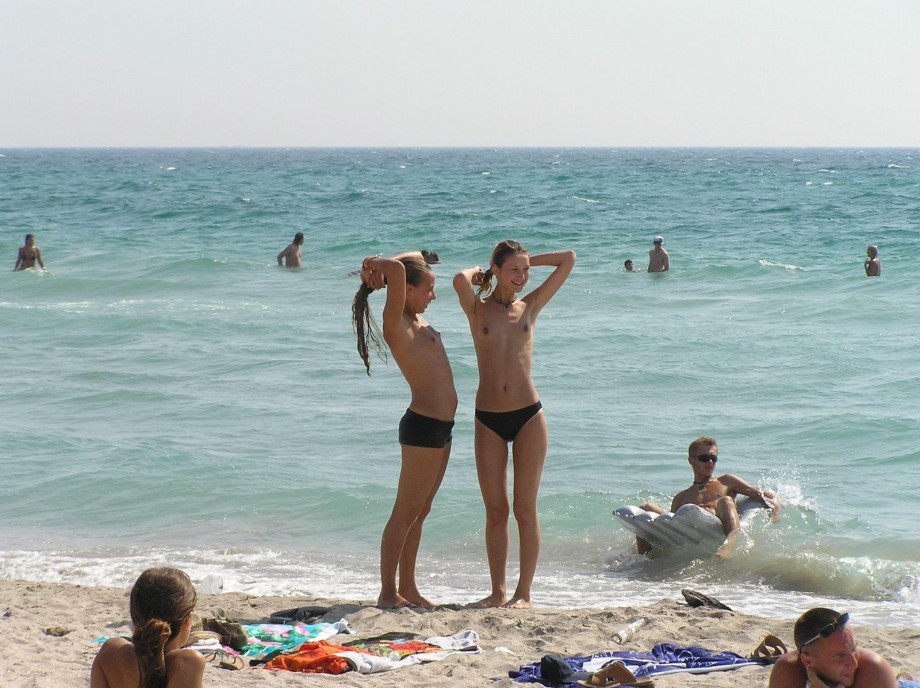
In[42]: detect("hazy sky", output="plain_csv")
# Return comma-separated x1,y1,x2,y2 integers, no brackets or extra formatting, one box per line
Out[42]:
3,0,919,147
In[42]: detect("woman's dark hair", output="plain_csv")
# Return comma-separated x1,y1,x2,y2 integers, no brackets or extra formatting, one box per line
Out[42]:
352,256,431,375
130,567,197,688
476,239,528,298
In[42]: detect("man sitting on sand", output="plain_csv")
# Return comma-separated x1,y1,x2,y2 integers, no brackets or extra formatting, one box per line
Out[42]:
768,607,901,688
638,436,778,559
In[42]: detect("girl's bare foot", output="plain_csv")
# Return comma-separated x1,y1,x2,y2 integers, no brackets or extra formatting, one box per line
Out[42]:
377,593,411,609
502,597,532,609
464,593,506,609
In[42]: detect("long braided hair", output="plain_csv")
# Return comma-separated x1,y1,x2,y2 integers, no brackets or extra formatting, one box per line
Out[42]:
352,255,431,375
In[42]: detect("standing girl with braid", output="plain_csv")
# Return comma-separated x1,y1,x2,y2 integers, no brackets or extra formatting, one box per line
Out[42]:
353,251,457,608
454,240,575,608
91,566,204,688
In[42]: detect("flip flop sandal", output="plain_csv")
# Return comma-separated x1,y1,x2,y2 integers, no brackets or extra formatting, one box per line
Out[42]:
681,588,733,611
201,648,246,670
577,660,655,688
269,606,330,624
750,634,788,663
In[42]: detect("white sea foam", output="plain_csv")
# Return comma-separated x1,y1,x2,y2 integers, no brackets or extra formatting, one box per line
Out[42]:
759,259,803,271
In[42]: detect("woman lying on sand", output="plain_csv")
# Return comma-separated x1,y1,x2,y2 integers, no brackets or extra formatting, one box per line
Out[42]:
90,566,205,688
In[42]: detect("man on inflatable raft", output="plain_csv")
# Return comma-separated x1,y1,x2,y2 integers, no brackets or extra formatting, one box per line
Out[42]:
624,436,779,559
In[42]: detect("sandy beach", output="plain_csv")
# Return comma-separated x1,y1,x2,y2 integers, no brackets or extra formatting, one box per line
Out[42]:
2,579,918,687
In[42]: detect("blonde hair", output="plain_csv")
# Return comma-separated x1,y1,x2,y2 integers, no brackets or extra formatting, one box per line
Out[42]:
688,436,718,457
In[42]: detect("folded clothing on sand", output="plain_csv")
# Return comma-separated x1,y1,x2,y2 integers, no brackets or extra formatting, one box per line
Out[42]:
511,643,768,685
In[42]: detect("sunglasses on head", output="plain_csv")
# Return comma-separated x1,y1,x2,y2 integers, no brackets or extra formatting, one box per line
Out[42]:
695,454,718,463
800,612,849,649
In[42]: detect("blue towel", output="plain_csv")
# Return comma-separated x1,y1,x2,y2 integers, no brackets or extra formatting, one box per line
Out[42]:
511,643,766,685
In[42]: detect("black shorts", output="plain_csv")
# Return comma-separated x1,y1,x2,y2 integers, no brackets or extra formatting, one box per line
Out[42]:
398,409,454,449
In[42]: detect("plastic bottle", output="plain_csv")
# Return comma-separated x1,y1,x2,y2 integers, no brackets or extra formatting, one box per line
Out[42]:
612,617,646,644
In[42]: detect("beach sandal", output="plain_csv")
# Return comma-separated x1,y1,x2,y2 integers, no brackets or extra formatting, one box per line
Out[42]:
681,588,732,611
577,660,655,688
749,634,788,664
269,605,330,624
201,648,246,670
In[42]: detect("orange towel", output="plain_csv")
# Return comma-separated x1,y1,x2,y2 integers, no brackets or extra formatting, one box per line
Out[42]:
264,640,354,674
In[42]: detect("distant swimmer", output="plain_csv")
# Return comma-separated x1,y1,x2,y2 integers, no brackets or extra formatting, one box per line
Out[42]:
637,436,778,560
14,234,45,271
277,232,304,268
624,259,636,272
864,245,881,277
647,235,669,272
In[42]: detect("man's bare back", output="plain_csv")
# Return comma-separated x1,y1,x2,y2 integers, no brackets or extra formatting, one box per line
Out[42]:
277,232,304,268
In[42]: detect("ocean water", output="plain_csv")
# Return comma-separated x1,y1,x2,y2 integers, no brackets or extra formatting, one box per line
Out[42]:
1,148,918,628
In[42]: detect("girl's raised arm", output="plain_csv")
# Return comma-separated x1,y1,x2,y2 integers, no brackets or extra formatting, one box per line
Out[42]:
453,266,485,317
361,256,408,343
524,250,576,313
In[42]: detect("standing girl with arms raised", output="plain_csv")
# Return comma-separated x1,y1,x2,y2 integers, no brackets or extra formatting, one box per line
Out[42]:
353,252,457,608
453,240,575,608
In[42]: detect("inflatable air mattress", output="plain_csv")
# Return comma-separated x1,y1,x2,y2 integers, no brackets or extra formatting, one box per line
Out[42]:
614,498,765,550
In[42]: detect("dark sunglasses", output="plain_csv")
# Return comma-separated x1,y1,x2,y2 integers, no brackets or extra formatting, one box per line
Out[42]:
800,613,849,649
695,454,718,463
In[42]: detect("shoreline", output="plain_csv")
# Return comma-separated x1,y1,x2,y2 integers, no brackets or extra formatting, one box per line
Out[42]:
2,579,918,687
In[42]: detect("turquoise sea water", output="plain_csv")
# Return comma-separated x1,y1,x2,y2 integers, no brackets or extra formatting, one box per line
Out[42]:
1,148,918,627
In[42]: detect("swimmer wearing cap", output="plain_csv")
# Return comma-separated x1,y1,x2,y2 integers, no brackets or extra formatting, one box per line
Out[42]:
648,236,669,272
